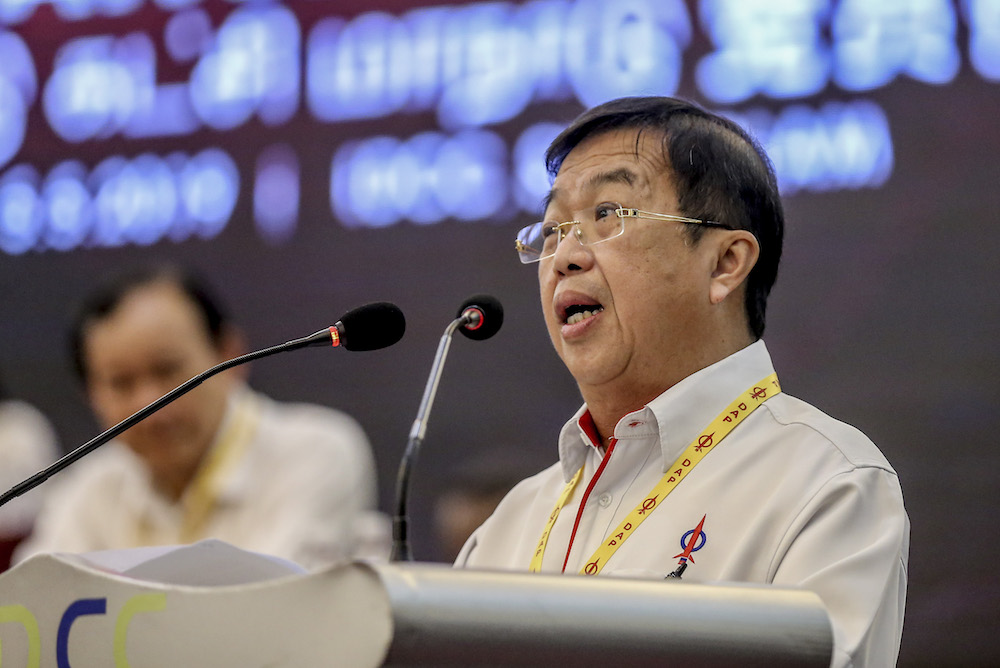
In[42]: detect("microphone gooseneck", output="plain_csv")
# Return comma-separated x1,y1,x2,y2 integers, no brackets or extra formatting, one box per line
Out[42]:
0,302,405,509
391,295,503,562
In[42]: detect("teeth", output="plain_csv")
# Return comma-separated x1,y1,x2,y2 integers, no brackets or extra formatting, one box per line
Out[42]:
566,308,602,325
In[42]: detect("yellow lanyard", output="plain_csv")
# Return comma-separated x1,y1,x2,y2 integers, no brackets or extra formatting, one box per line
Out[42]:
135,393,260,546
529,373,780,574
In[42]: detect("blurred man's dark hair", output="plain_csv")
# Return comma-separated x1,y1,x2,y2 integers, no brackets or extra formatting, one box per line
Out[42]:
69,265,228,381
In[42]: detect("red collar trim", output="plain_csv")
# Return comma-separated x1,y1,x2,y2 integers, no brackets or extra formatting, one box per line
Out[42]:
578,410,604,450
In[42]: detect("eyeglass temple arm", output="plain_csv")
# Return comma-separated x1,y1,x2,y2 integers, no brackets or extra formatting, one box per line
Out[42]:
515,239,539,255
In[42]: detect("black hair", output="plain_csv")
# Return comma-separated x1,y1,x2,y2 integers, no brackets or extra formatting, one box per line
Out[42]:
545,96,784,339
69,265,228,381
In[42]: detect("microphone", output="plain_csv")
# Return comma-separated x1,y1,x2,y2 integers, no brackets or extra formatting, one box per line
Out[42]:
456,293,504,341
391,294,503,562
0,302,405,509
335,301,407,351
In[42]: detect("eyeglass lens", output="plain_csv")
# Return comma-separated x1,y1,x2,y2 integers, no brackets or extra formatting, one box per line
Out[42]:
519,202,624,260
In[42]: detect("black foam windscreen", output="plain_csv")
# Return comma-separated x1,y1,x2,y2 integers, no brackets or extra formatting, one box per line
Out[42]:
336,302,406,351
457,294,503,341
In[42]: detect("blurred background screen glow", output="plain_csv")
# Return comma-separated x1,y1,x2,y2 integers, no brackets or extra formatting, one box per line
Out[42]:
1,2,997,664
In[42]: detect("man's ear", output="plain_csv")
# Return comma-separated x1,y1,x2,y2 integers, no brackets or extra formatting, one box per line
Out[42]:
709,230,759,305
217,324,246,358
216,325,250,381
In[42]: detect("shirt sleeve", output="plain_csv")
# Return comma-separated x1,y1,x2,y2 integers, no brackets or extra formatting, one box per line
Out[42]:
771,466,909,668
453,526,480,567
12,465,118,562
246,405,386,569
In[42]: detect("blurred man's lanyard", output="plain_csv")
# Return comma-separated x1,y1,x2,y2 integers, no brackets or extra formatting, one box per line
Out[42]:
529,373,780,575
136,392,260,545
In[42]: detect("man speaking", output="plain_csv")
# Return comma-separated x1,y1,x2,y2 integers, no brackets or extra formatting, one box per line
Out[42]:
456,97,908,667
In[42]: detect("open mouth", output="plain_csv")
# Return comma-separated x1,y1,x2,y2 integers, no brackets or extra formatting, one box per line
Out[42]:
563,303,604,325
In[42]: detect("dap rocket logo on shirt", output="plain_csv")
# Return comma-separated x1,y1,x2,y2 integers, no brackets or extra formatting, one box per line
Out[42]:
667,514,707,579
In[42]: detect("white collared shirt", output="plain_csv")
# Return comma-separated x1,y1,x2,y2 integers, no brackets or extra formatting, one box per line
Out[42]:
16,389,387,569
457,341,908,668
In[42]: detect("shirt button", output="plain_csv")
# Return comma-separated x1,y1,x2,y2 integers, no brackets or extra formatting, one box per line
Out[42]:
598,492,612,508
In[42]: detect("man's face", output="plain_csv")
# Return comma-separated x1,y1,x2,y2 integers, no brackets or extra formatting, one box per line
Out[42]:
539,128,723,401
83,282,236,489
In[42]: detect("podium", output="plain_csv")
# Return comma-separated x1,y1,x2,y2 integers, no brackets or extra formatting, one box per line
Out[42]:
0,541,832,666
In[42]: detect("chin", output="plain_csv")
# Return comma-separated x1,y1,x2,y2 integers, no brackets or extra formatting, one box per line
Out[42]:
131,437,182,461
565,362,623,389
136,449,176,471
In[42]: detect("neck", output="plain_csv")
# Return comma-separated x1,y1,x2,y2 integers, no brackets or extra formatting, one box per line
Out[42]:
153,459,202,502
580,334,754,442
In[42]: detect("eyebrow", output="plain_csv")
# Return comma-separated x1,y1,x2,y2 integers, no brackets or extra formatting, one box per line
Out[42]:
542,167,638,215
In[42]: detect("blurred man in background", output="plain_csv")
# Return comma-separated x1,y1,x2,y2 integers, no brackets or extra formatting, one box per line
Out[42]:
457,97,908,667
16,266,386,569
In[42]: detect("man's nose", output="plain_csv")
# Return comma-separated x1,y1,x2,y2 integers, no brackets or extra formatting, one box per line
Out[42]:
128,377,174,411
549,223,593,273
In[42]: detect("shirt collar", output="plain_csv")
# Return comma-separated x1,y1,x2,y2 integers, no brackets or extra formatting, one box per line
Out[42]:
132,387,258,509
557,404,592,481
204,387,259,505
557,340,776,480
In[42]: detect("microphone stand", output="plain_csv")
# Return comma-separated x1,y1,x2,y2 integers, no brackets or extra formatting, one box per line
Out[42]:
0,328,336,509
391,316,467,562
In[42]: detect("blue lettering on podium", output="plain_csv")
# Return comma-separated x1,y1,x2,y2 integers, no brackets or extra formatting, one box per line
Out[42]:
56,598,106,668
